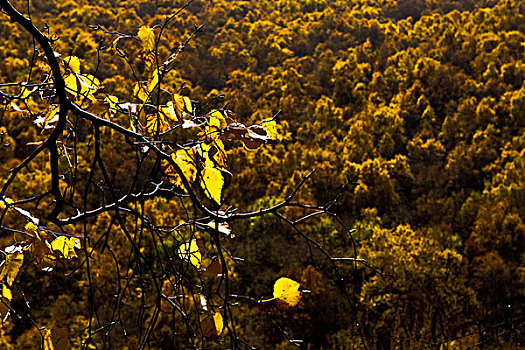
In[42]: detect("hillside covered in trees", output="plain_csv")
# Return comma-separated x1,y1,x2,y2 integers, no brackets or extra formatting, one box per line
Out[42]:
0,0,524,348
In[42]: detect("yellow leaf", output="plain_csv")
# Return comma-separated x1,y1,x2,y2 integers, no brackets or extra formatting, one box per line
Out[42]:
105,95,119,113
173,95,184,118
137,26,156,52
172,94,192,119
0,297,9,323
64,73,99,102
40,106,60,129
197,140,227,169
24,222,38,235
64,74,79,96
201,312,223,338
133,83,149,103
43,328,69,350
145,113,169,136
178,240,201,268
63,56,81,73
147,69,160,93
77,74,100,101
20,86,36,100
213,312,224,335
261,118,280,141
200,166,224,204
2,285,12,301
162,149,197,191
0,252,24,286
183,96,192,114
50,236,81,259
211,139,228,168
137,26,156,67
43,328,54,350
263,277,302,307
36,55,51,72
0,198,13,211
274,277,301,306
162,101,179,122
208,110,227,129
27,141,44,146
36,105,60,129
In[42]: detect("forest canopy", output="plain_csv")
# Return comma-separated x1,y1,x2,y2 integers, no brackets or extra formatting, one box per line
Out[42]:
0,0,524,348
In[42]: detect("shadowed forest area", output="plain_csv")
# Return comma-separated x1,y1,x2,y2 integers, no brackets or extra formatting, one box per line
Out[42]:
0,0,524,348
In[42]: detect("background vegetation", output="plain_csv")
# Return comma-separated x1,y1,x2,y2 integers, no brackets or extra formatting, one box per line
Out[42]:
0,0,524,348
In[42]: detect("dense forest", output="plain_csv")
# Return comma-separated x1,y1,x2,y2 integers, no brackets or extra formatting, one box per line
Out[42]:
0,0,524,348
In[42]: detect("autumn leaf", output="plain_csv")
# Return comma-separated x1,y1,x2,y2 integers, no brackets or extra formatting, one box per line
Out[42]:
260,118,280,140
24,222,38,236
242,138,264,150
214,312,224,335
50,236,81,259
137,26,156,66
31,236,57,271
0,297,9,323
203,259,223,276
64,74,79,96
77,74,100,101
262,277,302,307
201,312,223,338
27,231,55,267
145,112,169,136
0,251,24,286
181,119,200,129
137,26,155,52
63,74,99,102
105,95,119,118
208,110,227,129
162,148,197,191
211,139,228,168
43,329,54,350
243,125,268,149
246,125,268,141
0,198,13,211
133,82,149,103
200,165,224,204
223,122,247,141
63,56,81,73
43,327,69,350
172,94,193,119
34,105,60,129
20,86,36,100
178,240,202,268
2,285,12,301
197,140,228,169
161,101,178,122
147,69,160,93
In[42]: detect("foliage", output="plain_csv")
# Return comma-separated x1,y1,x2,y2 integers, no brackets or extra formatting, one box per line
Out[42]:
0,0,524,348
